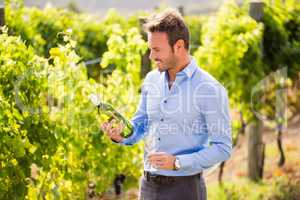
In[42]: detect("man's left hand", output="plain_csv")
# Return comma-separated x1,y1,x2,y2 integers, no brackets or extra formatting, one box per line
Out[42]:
147,152,176,170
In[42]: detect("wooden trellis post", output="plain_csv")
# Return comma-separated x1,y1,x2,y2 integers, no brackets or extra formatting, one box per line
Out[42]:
0,5,5,27
247,0,266,182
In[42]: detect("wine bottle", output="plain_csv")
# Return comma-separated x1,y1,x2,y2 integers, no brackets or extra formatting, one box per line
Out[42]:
89,94,133,138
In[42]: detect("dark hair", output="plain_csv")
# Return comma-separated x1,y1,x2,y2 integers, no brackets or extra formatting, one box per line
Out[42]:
143,8,190,51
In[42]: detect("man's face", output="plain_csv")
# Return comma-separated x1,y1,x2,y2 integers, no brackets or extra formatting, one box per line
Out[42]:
147,32,177,72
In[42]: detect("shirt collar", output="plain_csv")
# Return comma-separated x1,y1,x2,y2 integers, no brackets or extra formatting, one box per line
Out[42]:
181,57,197,79
162,57,198,80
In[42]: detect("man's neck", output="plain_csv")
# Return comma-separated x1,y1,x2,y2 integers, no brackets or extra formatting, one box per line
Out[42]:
167,55,191,83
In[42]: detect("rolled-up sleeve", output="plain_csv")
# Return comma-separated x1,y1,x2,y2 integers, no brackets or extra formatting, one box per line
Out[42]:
118,77,149,146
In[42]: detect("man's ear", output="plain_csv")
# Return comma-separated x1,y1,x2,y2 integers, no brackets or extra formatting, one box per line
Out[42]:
174,39,185,52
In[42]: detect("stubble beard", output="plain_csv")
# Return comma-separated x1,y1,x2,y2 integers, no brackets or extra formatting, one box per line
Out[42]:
157,54,177,73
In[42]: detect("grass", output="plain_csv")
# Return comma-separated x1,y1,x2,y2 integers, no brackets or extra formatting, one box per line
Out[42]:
207,175,300,200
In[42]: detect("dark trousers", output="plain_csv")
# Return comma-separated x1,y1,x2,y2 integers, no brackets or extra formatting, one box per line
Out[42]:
138,173,207,200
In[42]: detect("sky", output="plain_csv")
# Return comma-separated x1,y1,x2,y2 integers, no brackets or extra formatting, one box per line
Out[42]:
23,0,243,15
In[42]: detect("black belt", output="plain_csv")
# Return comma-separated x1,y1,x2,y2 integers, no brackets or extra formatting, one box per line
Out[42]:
144,171,202,185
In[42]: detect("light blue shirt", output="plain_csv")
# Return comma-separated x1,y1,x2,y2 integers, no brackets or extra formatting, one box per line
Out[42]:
121,58,232,176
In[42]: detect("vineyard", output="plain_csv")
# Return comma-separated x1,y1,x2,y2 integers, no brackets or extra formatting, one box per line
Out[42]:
0,0,300,199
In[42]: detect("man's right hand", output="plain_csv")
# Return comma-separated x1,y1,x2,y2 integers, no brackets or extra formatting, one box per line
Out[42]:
100,120,125,143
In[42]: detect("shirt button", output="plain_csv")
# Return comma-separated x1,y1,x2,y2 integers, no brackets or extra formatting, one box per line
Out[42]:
158,138,161,141
160,118,164,122
164,100,167,103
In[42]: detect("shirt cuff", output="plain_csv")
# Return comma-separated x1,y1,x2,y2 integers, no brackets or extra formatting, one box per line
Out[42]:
176,154,193,171
119,136,134,145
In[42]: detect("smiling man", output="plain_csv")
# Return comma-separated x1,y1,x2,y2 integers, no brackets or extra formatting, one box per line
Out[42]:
101,8,232,200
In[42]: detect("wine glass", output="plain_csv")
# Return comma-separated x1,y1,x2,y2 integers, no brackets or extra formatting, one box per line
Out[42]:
144,126,159,172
